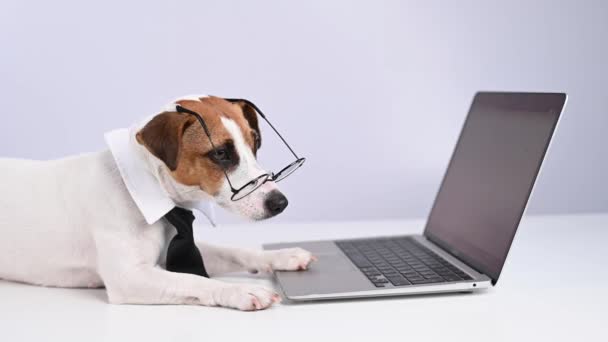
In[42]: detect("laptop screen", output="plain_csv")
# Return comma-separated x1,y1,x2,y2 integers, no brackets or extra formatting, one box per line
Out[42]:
423,92,566,284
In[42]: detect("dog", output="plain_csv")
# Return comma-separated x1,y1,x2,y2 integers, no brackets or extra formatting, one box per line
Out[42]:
0,95,315,311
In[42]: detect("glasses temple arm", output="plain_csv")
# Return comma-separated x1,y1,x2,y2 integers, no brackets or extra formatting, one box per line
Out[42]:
260,116,300,159
227,98,301,160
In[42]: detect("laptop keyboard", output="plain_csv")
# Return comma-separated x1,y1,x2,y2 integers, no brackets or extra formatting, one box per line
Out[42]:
336,237,473,288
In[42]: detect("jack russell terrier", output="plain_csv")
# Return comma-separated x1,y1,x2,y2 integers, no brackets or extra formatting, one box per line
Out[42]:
0,95,315,311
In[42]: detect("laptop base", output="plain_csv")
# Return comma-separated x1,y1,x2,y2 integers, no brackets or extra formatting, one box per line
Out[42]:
264,235,492,302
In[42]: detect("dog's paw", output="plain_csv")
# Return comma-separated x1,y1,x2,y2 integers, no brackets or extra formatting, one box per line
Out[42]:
214,284,281,311
255,247,317,273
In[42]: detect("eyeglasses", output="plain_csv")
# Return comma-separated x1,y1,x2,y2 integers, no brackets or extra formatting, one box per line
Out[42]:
175,99,305,201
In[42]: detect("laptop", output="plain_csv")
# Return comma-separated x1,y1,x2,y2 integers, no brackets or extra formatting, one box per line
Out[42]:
264,91,567,301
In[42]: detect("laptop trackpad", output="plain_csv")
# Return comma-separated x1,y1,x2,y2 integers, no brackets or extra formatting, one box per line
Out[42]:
264,240,373,298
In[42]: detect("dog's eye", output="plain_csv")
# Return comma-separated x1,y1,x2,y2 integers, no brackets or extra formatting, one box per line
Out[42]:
212,148,230,161
206,142,239,169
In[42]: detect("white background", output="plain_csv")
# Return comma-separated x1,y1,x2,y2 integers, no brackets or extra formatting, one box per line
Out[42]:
1,0,606,223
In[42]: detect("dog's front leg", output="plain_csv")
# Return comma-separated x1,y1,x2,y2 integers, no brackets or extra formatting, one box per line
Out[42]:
100,265,280,310
95,229,280,310
196,242,317,275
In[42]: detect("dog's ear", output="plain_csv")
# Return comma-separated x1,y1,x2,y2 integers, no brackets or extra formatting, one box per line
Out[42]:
228,99,262,151
136,112,194,171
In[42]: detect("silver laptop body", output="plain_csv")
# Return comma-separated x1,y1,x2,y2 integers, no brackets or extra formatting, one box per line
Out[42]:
264,92,567,301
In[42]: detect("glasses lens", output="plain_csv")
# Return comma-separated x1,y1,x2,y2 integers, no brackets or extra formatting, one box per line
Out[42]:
273,158,306,183
231,174,269,201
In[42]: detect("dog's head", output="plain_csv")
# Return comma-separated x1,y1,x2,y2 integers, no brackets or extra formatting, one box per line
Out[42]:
135,95,287,221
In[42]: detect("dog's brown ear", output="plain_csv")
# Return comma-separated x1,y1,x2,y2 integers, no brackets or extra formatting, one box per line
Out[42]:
136,112,194,171
229,99,262,151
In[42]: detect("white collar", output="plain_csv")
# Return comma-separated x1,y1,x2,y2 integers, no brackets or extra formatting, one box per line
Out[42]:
104,122,216,226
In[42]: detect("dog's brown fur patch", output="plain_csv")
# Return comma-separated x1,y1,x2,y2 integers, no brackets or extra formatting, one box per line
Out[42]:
136,96,260,196
229,100,262,154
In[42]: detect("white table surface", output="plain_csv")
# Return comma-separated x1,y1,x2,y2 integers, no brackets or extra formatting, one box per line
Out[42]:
1,213,606,342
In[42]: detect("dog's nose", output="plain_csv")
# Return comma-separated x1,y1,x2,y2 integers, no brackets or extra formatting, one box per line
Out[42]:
264,191,288,216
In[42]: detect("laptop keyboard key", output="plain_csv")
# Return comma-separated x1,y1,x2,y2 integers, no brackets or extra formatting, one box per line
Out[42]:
386,276,411,286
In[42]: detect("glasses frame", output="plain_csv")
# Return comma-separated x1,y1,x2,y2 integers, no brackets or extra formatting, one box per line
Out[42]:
175,99,305,201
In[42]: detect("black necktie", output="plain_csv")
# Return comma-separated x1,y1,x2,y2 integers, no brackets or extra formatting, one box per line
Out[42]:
164,207,209,277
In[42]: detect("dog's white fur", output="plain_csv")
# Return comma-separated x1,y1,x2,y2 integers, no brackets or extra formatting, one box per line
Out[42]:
0,98,313,311
214,117,275,220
